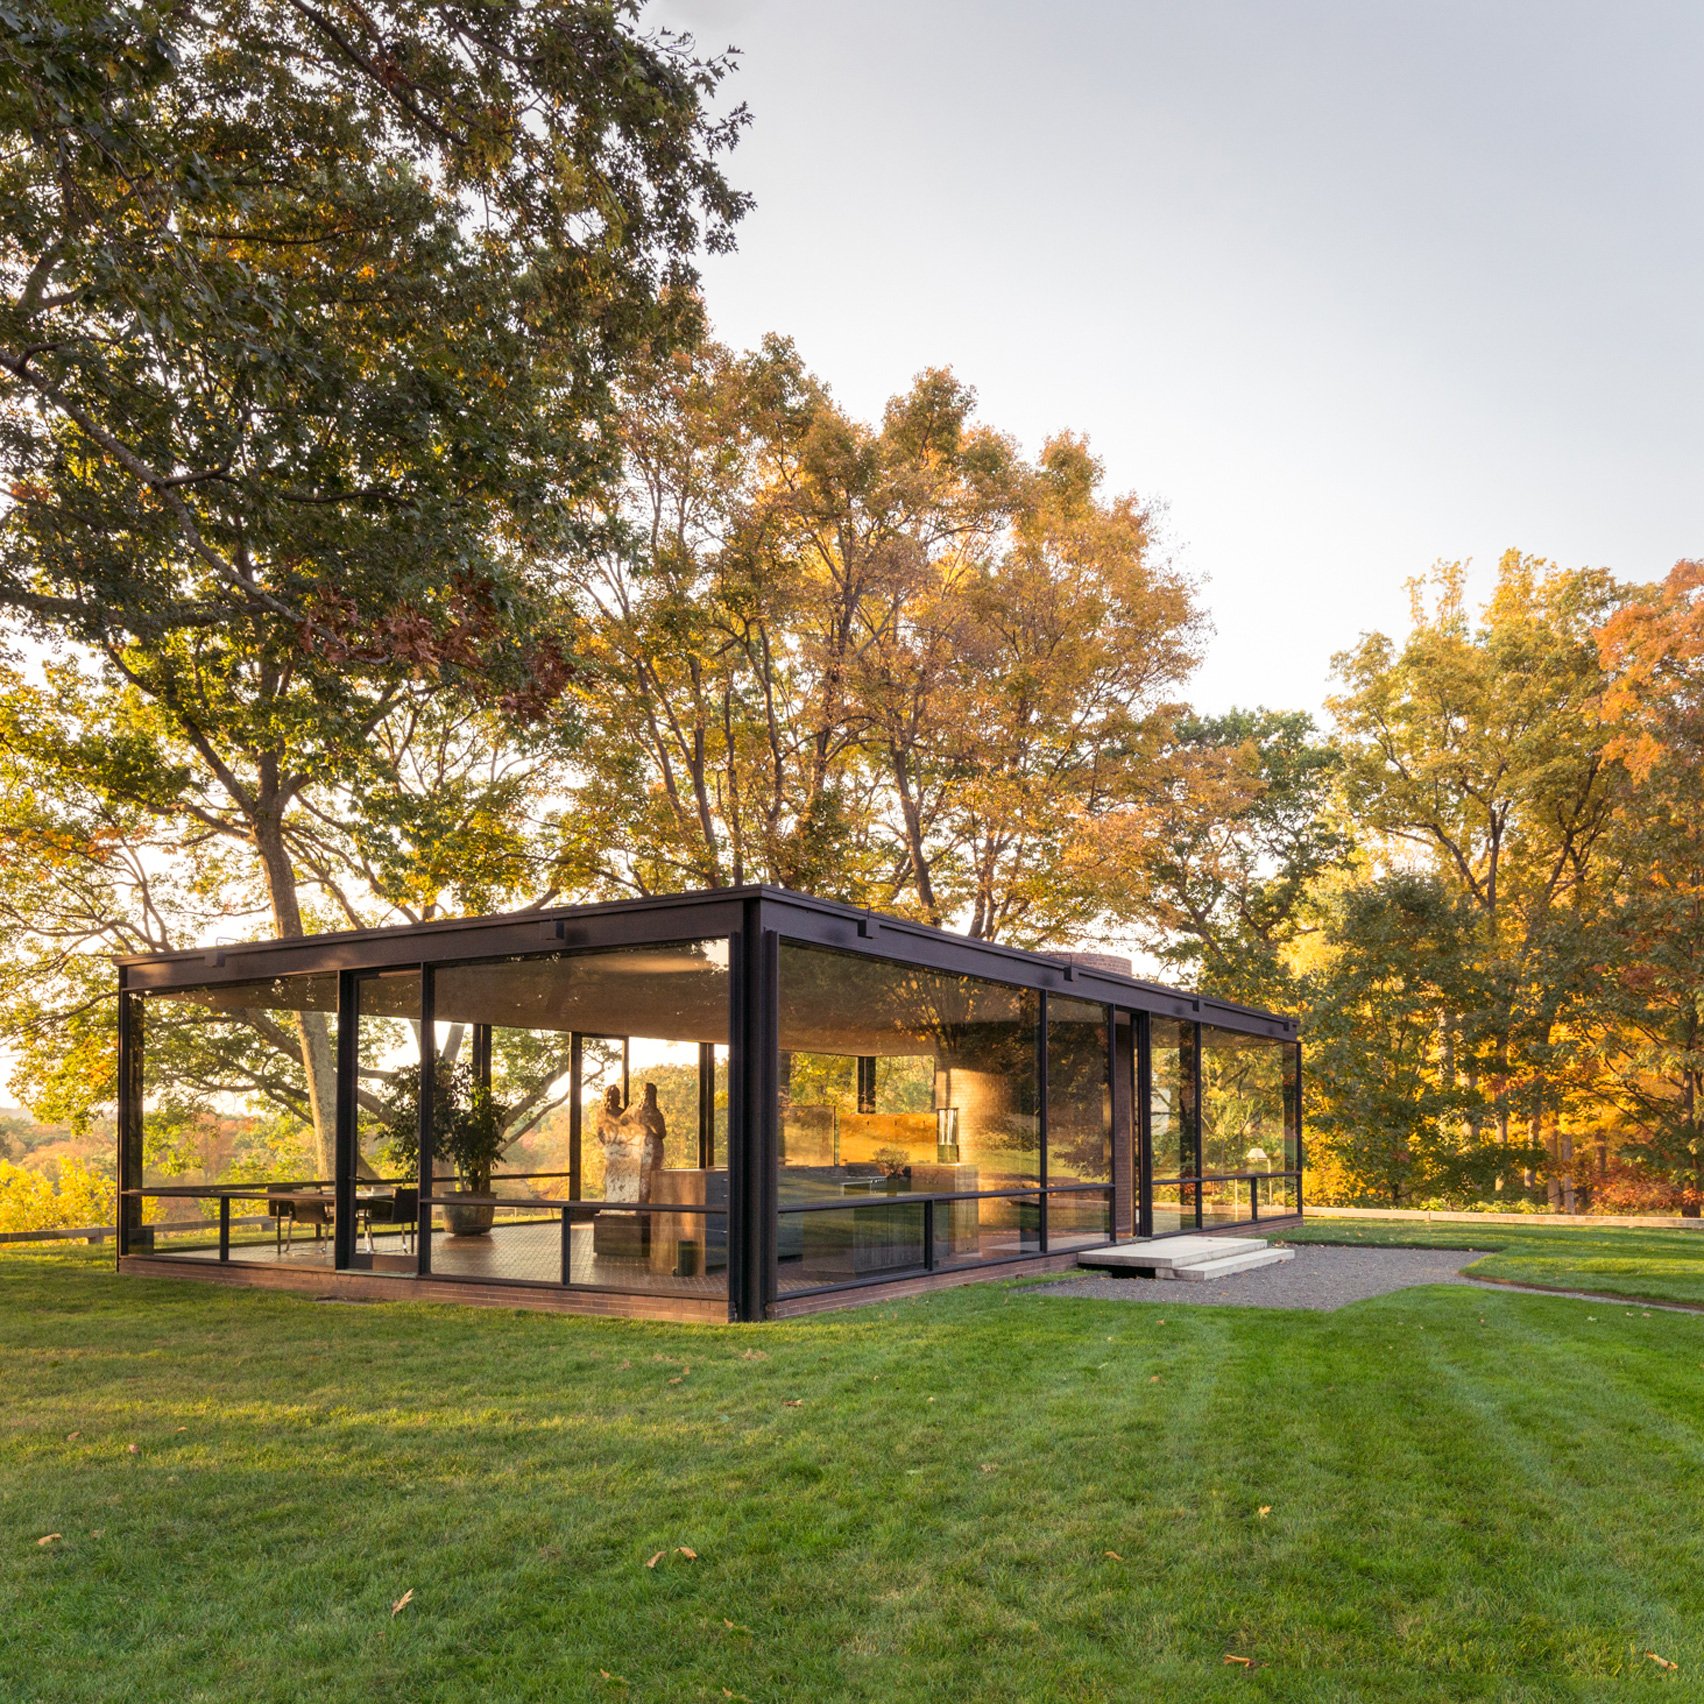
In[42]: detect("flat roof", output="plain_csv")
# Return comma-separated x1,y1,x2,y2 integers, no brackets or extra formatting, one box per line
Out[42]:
116,884,1297,1040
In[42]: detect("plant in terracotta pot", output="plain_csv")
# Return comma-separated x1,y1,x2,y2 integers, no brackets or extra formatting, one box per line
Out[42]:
379,1060,509,1238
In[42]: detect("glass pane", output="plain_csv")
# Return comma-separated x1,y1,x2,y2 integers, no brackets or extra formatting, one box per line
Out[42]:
427,943,730,1299
1200,1174,1250,1228
1149,1180,1197,1235
1046,998,1111,1184
1262,1174,1298,1215
1149,1017,1197,1182
1202,1026,1292,1177
138,976,338,1263
350,971,422,1274
777,944,1040,1292
1046,1189,1112,1251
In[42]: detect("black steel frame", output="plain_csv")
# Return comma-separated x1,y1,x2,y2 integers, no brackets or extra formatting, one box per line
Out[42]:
115,885,1301,1320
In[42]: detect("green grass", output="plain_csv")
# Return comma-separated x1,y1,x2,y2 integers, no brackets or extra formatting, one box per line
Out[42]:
4,1246,1704,1702
1279,1218,1704,1306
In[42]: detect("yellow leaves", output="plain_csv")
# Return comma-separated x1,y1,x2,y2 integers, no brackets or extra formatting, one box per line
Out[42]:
1103,1549,1124,1561
1257,1506,1272,1520
390,1588,413,1616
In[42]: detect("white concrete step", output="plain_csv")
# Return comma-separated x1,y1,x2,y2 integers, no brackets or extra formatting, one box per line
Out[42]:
1077,1235,1266,1273
1161,1246,1294,1281
1075,1236,1295,1281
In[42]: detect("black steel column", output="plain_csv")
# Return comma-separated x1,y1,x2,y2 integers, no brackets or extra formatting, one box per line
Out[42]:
1135,1011,1153,1238
1190,1019,1204,1230
1295,1037,1305,1214
1107,1009,1132,1240
333,970,359,1269
115,979,142,1260
416,966,435,1274
727,902,778,1322
1036,991,1049,1254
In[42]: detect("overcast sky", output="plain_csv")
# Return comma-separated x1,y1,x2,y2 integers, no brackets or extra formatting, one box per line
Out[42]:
661,0,1703,716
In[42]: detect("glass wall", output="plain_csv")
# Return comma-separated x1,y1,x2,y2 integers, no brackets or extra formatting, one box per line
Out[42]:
776,944,1114,1294
135,975,338,1262
1045,997,1114,1249
1199,1025,1299,1231
426,943,730,1299
1143,1019,1297,1235
1147,1017,1198,1234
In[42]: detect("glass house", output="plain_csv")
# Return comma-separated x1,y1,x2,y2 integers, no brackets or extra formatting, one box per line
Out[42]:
116,888,1301,1321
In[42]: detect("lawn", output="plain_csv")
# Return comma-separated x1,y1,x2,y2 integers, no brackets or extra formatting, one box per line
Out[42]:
1279,1217,1704,1307
4,1245,1704,1702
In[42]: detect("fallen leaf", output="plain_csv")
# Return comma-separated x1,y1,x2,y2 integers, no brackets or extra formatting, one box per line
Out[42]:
722,1619,752,1635
739,1348,768,1361
1257,1506,1272,1519
599,1670,628,1686
675,1546,698,1561
668,1377,684,1385
1104,1549,1124,1561
391,1588,413,1616
1646,1651,1679,1670
126,1443,140,1455
89,1530,103,1540
783,1399,803,1408
1148,1374,1162,1384
722,1690,751,1701
36,1534,61,1546
64,1431,80,1442
646,1551,665,1569
1224,1653,1257,1667
978,1462,997,1474
175,1426,187,1434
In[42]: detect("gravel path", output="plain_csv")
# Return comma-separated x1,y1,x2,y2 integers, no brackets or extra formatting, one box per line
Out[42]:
1037,1243,1488,1311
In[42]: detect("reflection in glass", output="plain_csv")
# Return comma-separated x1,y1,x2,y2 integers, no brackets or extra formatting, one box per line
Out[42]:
1149,1017,1197,1182
1201,1026,1291,1177
778,944,1042,1289
137,976,339,1261
1149,1180,1197,1235
1047,998,1112,1184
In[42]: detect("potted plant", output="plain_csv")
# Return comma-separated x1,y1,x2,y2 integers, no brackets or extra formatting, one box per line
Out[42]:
378,1060,509,1238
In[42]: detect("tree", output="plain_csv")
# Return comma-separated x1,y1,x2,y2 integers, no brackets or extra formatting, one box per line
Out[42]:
567,343,1202,943
1594,561,1704,1212
1098,708,1348,1009
1329,553,1626,1203
1301,872,1497,1206
0,1,747,1164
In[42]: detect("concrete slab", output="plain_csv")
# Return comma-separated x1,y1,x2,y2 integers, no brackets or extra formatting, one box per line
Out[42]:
1076,1236,1266,1272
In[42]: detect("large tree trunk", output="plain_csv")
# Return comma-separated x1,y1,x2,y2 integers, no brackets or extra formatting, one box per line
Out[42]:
252,810,342,1178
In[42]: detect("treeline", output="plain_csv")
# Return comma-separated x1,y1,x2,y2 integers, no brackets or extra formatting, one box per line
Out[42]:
0,2,1697,1218
1189,557,1704,1214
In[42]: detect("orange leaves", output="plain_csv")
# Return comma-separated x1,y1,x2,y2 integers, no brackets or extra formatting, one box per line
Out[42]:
1646,1651,1679,1671
36,1533,61,1546
646,1546,698,1569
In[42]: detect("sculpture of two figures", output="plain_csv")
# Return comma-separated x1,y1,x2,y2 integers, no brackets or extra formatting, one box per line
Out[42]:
596,1081,666,1203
